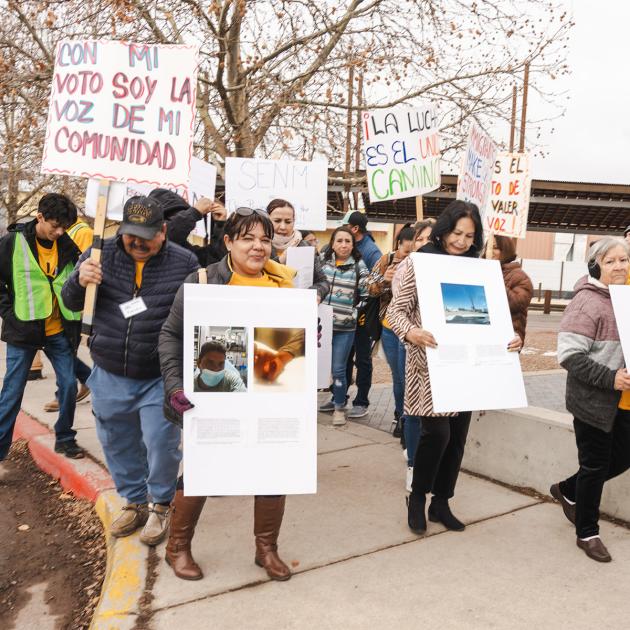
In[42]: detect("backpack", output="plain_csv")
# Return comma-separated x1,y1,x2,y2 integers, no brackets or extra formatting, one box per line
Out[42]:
353,262,383,341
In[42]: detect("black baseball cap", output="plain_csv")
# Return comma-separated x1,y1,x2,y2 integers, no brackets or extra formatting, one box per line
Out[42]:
118,196,164,240
624,225,630,236
344,211,368,231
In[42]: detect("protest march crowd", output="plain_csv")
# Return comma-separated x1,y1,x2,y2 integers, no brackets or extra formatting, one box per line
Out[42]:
2,186,630,587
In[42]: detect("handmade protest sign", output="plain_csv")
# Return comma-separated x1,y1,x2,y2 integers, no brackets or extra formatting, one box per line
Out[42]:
362,105,441,203
610,286,630,365
412,253,527,412
456,123,497,213
42,39,199,188
224,158,327,231
85,156,216,236
486,152,531,239
183,284,317,495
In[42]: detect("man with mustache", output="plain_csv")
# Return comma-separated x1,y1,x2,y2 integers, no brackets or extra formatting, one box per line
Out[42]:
61,196,199,545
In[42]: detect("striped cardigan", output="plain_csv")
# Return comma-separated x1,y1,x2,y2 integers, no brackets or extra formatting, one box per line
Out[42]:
320,254,369,331
386,259,457,417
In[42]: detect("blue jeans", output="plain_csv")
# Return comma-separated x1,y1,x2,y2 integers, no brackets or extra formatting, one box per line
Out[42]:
346,323,373,407
76,357,92,384
331,331,356,408
404,416,422,467
89,365,181,504
380,327,406,417
0,333,77,460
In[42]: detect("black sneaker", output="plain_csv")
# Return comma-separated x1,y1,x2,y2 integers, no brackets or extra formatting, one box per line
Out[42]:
54,440,85,459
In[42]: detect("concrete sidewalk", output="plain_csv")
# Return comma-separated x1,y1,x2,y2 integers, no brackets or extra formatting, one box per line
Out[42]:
7,345,630,629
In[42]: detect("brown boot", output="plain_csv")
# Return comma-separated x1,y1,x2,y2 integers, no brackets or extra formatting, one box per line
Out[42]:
254,496,291,581
165,490,206,580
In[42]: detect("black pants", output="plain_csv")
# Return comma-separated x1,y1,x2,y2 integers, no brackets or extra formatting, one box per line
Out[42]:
345,324,374,408
411,412,472,500
559,410,630,538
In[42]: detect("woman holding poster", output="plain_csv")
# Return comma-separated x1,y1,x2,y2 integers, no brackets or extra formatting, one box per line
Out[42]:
318,227,370,426
266,198,329,302
551,237,630,563
159,208,300,582
387,201,522,535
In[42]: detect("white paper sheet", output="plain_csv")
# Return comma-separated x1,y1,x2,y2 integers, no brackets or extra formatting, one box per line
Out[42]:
412,253,527,412
317,304,333,390
610,285,630,365
286,246,315,290
183,284,317,496
224,157,327,230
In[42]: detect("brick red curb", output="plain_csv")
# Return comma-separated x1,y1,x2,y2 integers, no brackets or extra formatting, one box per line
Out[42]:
14,410,114,502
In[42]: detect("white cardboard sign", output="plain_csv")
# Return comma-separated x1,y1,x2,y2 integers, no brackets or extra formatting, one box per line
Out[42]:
183,284,318,496
412,253,527,412
286,246,315,290
610,285,630,366
362,104,441,202
486,152,531,239
42,39,199,187
456,123,498,213
317,304,334,390
84,156,216,238
224,158,327,230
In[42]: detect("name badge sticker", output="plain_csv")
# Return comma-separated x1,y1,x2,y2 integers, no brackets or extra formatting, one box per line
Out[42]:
119,297,147,319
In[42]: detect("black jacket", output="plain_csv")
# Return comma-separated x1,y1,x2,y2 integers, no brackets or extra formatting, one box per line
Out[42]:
149,188,227,267
0,219,81,349
61,237,199,379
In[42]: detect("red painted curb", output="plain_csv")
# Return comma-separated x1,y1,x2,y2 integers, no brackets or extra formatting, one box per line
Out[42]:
14,410,114,502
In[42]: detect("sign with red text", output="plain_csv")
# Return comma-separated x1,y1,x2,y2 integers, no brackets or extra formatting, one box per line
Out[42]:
486,152,531,239
456,123,497,213
224,158,327,230
362,105,441,203
42,39,199,187
85,156,216,237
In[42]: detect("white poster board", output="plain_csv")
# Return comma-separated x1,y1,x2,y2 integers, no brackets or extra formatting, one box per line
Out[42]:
362,104,441,202
317,304,334,390
486,152,531,239
456,123,497,214
610,285,630,365
42,39,199,187
85,156,216,237
224,158,327,230
286,247,315,289
183,284,317,495
412,253,527,412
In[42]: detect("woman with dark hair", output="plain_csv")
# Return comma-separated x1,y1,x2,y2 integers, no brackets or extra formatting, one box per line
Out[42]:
487,235,533,345
387,201,522,533
318,226,369,426
159,208,300,583
367,223,415,486
266,198,329,303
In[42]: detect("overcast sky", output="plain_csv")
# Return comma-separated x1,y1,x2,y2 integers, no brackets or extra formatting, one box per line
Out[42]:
530,0,630,184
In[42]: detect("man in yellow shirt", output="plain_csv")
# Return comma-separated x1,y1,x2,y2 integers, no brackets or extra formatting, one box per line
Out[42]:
0,193,84,470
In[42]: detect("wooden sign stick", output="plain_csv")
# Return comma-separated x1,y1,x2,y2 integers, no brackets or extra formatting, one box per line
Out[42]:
485,231,495,260
81,178,109,337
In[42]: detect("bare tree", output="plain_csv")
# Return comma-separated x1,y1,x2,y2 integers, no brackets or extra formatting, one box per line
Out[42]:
0,0,571,221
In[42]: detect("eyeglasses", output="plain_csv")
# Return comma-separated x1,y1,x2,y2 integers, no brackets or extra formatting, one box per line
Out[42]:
235,207,267,217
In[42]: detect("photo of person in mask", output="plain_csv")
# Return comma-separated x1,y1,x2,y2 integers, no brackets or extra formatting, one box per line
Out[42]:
194,340,247,393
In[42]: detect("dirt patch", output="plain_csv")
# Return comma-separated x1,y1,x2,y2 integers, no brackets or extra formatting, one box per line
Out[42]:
520,331,560,372
0,441,106,629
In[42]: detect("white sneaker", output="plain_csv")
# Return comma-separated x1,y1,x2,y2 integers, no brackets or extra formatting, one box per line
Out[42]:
139,503,171,546
332,410,347,426
406,467,413,493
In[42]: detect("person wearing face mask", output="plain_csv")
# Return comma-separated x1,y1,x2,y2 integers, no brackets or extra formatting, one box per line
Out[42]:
318,226,369,426
159,208,302,583
61,196,200,546
194,341,246,392
387,201,522,535
266,198,329,303
367,223,416,490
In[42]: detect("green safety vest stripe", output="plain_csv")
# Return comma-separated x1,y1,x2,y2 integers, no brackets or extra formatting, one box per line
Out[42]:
12,233,81,322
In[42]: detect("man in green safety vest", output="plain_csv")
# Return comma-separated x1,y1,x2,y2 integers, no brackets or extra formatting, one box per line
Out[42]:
0,193,84,473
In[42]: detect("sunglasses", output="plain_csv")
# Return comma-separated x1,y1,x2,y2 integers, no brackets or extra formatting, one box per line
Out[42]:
235,207,267,217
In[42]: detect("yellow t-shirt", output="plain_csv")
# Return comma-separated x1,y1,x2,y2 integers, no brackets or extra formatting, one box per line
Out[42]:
228,271,279,288
620,273,630,410
68,221,94,253
135,261,145,290
36,239,63,336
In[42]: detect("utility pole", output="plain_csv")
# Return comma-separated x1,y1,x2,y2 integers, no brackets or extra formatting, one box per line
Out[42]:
353,71,363,211
509,84,517,152
519,62,530,153
343,63,355,213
